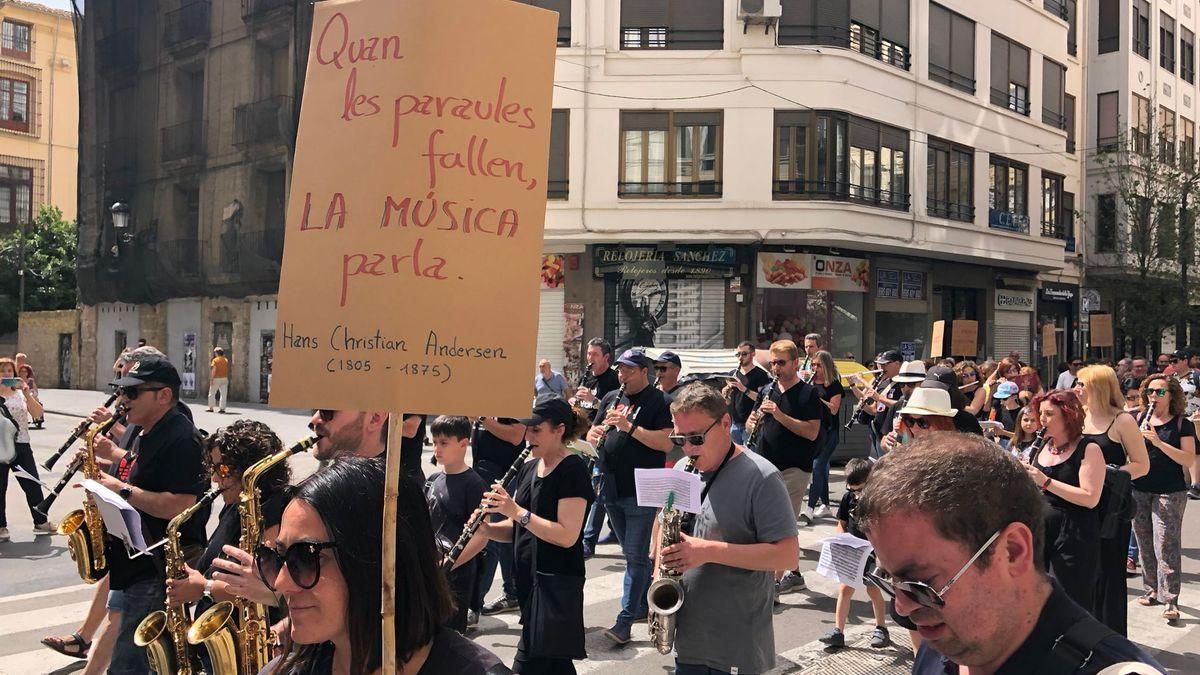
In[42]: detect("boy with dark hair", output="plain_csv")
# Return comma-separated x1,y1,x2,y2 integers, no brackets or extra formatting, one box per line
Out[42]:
424,415,488,633
819,458,890,649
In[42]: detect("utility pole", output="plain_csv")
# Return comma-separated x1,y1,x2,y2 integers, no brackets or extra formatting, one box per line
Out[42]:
17,218,25,313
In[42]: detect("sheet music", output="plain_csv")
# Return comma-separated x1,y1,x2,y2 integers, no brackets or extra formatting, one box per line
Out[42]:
634,468,703,514
81,479,149,553
815,532,874,590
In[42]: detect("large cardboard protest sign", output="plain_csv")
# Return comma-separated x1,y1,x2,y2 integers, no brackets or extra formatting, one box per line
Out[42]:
269,0,557,417
930,320,946,358
951,320,978,357
1091,314,1114,348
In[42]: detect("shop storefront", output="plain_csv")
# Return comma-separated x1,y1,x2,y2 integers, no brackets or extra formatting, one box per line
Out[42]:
1038,282,1080,381
754,250,868,361
595,244,737,351
994,288,1036,361
874,265,932,361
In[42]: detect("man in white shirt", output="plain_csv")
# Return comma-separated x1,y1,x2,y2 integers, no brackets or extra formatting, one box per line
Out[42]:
1054,359,1082,390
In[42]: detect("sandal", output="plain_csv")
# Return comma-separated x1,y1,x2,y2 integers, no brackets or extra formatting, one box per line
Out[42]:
41,632,90,659
1163,606,1180,622
1137,595,1161,607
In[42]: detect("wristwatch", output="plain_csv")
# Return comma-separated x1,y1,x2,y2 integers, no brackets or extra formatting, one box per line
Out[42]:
518,510,532,527
118,485,133,500
203,579,214,600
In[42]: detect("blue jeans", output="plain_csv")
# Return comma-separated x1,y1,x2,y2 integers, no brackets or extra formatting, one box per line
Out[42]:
110,577,163,674
675,661,736,675
1128,529,1139,561
730,422,746,445
605,496,655,628
474,539,516,607
809,427,838,508
582,467,607,550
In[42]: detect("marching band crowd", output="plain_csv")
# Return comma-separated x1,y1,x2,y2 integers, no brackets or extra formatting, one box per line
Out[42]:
0,334,1189,674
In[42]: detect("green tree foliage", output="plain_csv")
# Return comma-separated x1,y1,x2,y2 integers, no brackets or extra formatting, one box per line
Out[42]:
0,205,78,334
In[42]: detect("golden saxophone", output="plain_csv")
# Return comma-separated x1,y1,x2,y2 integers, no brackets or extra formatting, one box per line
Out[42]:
647,457,697,655
135,486,223,675
58,416,120,584
189,436,318,674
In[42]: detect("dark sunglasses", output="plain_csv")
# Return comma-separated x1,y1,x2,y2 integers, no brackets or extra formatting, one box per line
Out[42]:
654,365,670,372
1170,358,1181,364
313,409,335,422
900,415,931,429
669,418,720,448
735,351,754,358
255,542,338,591
1146,388,1168,397
118,385,167,399
863,529,1002,609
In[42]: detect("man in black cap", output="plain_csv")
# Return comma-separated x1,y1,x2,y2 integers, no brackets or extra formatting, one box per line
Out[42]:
852,350,902,458
94,356,207,674
587,347,674,645
654,350,685,399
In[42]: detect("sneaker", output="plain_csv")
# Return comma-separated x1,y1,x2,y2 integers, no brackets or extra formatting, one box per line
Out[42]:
466,609,479,627
33,521,56,535
582,543,594,559
0,527,9,542
1126,557,1139,576
818,628,845,647
870,626,891,648
799,504,814,526
480,595,519,615
1189,484,1200,500
602,623,631,646
206,408,214,412
813,503,831,518
776,570,805,595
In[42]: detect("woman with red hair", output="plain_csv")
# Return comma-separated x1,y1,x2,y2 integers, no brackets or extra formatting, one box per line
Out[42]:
1026,390,1105,607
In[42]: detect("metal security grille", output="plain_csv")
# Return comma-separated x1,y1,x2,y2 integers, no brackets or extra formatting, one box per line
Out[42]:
536,286,566,371
994,310,1031,360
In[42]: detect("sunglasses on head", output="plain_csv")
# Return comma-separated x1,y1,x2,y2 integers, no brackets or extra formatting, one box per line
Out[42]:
255,541,338,591
313,409,335,422
863,529,1002,610
669,418,720,448
118,385,167,400
900,415,932,429
1147,388,1168,397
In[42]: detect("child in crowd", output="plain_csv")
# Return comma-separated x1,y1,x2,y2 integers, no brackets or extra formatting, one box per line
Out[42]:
819,458,890,650
1010,406,1042,462
424,415,489,633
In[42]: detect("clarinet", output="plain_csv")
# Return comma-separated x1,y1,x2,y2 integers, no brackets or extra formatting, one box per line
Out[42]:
594,383,627,457
35,413,123,518
441,443,533,572
44,393,119,470
746,380,775,451
1017,426,1048,464
845,377,886,430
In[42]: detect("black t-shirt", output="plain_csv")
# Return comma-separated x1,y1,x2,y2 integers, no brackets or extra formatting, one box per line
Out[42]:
995,404,1020,433
836,489,864,539
194,491,286,617
729,366,772,424
1133,415,1196,494
757,380,823,472
470,420,525,484
595,385,673,498
954,409,984,435
106,407,208,589
263,626,511,675
580,367,620,421
814,379,845,431
400,414,426,480
424,469,488,552
512,454,593,605
870,381,904,436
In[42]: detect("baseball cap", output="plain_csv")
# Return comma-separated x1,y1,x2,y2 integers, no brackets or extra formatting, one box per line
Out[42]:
616,348,654,369
111,356,182,388
993,381,1020,399
1171,349,1191,361
876,350,903,365
925,365,957,390
655,351,682,367
518,394,577,427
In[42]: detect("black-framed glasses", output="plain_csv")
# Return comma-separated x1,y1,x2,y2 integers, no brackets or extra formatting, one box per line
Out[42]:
900,415,932,430
256,541,338,591
118,385,167,400
312,409,335,422
864,529,1002,610
668,418,720,448
654,365,669,372
1147,388,1168,397
735,350,754,358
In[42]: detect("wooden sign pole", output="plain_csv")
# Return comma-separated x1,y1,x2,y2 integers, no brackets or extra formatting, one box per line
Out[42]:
382,413,402,673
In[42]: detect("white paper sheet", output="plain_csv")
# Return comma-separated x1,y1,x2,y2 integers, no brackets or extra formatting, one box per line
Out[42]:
634,468,703,514
815,532,875,590
81,479,149,553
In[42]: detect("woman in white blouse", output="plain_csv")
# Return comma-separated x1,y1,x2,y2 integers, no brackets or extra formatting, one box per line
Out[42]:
0,356,52,542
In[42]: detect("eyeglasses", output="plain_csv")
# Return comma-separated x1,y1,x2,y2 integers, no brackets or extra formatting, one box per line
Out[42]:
1070,362,1083,367
1147,388,1168,397
118,385,167,400
654,366,669,372
961,371,977,379
312,409,335,422
212,463,233,478
900,415,932,430
735,351,754,358
1170,358,1181,364
864,529,1002,610
255,541,339,591
668,418,720,448
769,359,791,367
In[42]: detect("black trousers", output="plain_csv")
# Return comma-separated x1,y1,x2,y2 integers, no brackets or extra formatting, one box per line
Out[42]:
1093,520,1131,636
513,651,577,675
0,442,48,527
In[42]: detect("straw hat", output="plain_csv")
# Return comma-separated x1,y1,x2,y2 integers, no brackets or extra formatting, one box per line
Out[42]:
892,360,927,383
898,387,957,417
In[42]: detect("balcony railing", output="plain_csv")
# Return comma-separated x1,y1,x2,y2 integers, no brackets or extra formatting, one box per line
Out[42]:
928,62,975,95
165,1,211,51
160,238,201,276
1043,108,1067,130
988,208,1030,234
1043,0,1068,20
620,27,723,50
618,181,722,197
990,86,1031,116
239,227,285,265
243,0,292,21
97,30,138,74
1042,219,1067,239
161,120,206,162
927,197,974,222
1097,135,1120,152
777,23,909,70
234,96,293,147
774,180,911,211
547,179,568,200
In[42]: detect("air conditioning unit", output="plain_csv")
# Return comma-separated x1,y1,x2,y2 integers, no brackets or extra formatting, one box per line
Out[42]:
739,0,783,22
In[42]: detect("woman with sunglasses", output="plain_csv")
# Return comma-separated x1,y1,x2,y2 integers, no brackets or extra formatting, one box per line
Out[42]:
807,350,843,517
478,395,592,674
1025,390,1104,608
1073,365,1150,635
260,456,506,675
1131,376,1195,623
879,387,956,453
953,361,987,417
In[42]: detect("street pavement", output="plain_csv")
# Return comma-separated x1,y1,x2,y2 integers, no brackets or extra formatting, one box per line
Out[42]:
0,389,1197,674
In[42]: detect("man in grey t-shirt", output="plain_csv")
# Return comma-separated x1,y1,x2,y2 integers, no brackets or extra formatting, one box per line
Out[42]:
658,384,800,674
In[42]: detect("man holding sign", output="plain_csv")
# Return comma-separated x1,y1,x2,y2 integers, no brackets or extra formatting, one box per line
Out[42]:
659,384,798,674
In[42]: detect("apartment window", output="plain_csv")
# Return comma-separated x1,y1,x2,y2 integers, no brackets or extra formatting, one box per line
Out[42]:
0,164,32,227
988,155,1028,233
548,110,569,199
520,0,570,46
927,137,973,222
620,0,722,50
1133,94,1151,154
1133,0,1150,59
1042,172,1065,238
1065,94,1076,153
1161,13,1176,73
928,3,975,94
0,76,30,133
619,111,721,196
1156,203,1177,259
1097,91,1119,151
1182,117,1195,163
1065,0,1077,56
990,34,1030,116
1097,0,1119,54
1096,194,1117,252
1182,28,1195,84
779,0,910,70
1042,59,1066,129
1062,192,1076,251
1159,106,1176,160
0,20,30,60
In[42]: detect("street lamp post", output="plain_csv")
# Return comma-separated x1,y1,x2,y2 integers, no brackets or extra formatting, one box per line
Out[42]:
17,218,24,313
110,201,131,257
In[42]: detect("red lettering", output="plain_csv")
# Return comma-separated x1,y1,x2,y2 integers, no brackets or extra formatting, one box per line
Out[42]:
327,193,347,230
315,12,349,70
341,67,380,121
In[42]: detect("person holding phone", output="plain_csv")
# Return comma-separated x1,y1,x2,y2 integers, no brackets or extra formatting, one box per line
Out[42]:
0,357,52,542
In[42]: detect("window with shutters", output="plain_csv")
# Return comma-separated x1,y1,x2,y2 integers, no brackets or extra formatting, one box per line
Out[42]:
778,0,909,70
1156,202,1177,259
548,109,568,199
0,76,30,133
1182,117,1194,163
1182,28,1195,83
1065,0,1077,56
619,111,721,197
1062,191,1076,251
1097,91,1119,151
1042,59,1066,130
1159,106,1176,161
1097,0,1119,54
928,3,974,94
926,137,973,222
1065,94,1076,153
1096,194,1117,252
519,0,570,46
1133,94,1151,154
1041,172,1064,239
0,164,31,227
0,21,30,61
990,34,1030,116
1161,12,1176,73
620,0,722,50
1133,0,1150,59
988,155,1028,233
